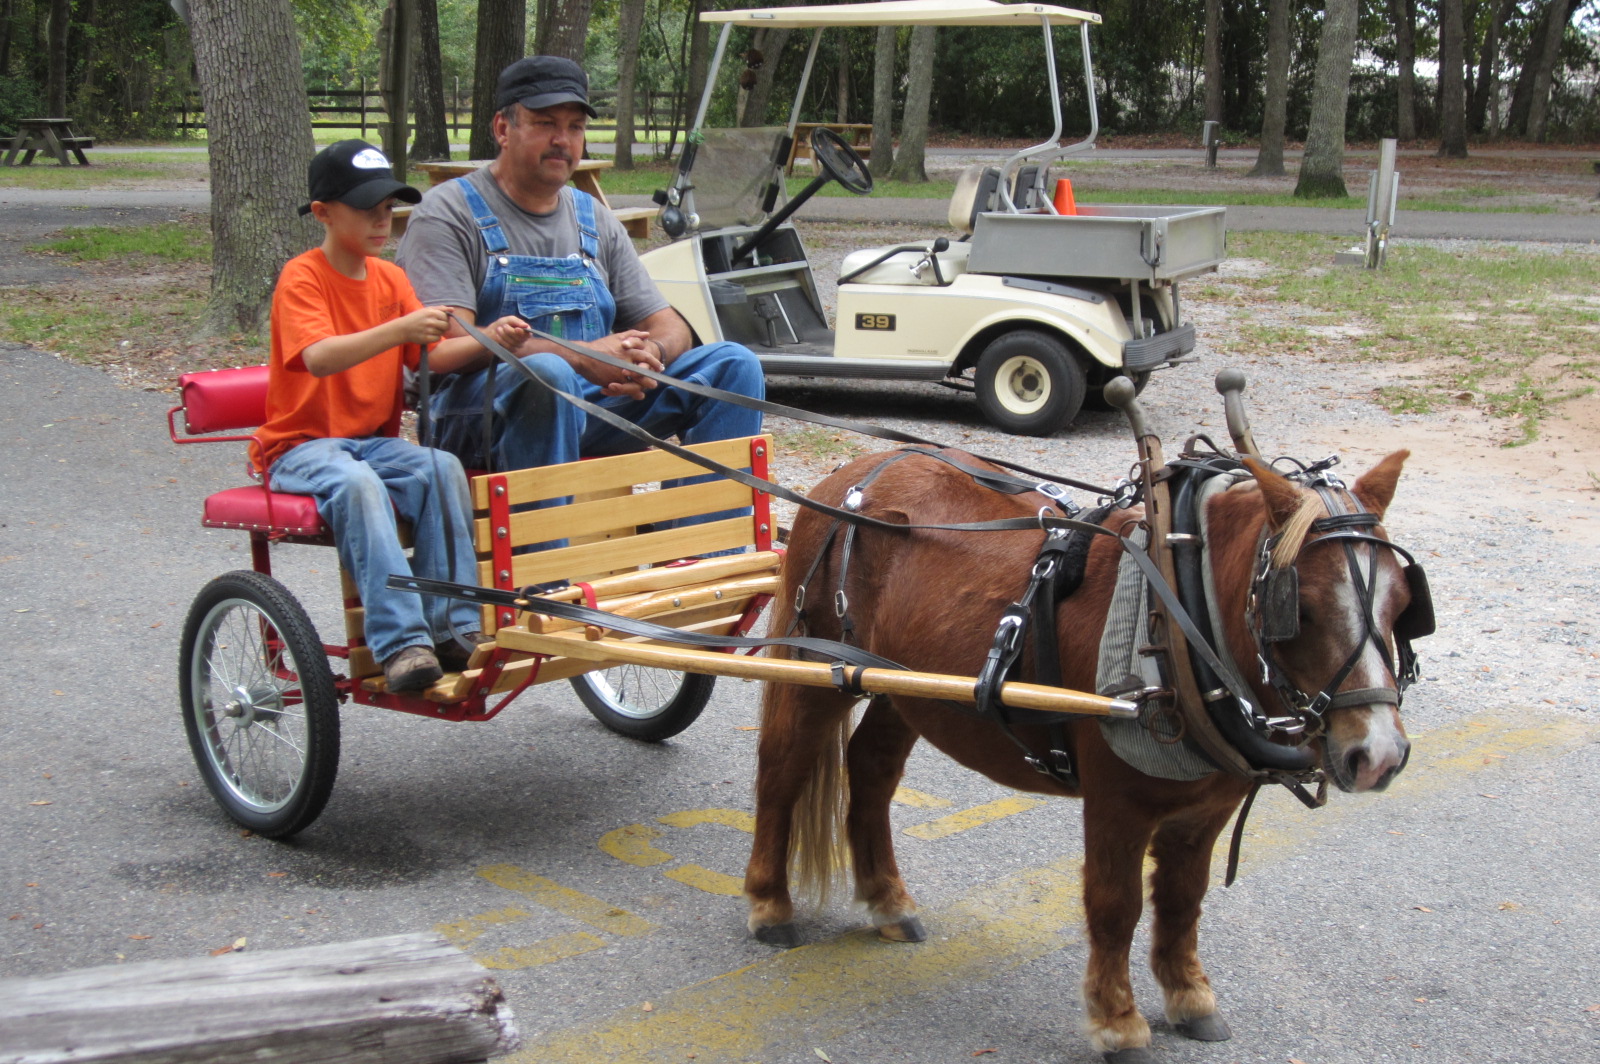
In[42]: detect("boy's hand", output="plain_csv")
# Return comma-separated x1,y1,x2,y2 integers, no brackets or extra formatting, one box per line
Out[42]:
484,315,531,353
399,306,451,345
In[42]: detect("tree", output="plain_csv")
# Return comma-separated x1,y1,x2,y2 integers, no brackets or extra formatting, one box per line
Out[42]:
1393,0,1417,141
469,0,523,159
739,27,791,126
44,0,66,114
1202,0,1222,125
1294,0,1360,199
887,25,934,183
1248,0,1291,177
1470,0,1518,134
1526,0,1576,141
410,0,451,161
187,0,316,335
535,0,592,61
611,0,645,170
868,25,895,178
1437,0,1468,156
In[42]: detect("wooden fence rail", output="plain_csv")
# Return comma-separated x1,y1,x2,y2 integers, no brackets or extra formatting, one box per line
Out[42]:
0,932,519,1064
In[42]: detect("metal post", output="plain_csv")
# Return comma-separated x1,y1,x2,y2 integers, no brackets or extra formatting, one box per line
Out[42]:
1364,137,1398,269
1202,120,1220,168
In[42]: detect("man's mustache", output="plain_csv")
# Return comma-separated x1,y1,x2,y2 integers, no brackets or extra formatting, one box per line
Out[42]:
542,151,573,162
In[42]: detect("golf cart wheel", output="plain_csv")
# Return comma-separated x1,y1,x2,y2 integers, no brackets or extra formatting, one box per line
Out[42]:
179,570,340,838
974,330,1086,436
572,667,717,742
1084,370,1150,411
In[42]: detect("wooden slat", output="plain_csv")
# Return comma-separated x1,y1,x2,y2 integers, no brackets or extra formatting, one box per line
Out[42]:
524,574,778,634
473,478,753,554
494,628,1138,717
0,932,516,1064
470,436,767,509
529,551,782,601
476,518,755,588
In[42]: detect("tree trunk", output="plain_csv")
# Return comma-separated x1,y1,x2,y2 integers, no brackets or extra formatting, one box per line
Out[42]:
835,31,850,124
1469,0,1516,135
1202,0,1222,124
887,25,934,183
45,0,68,115
1249,0,1291,177
410,0,450,160
685,0,710,130
1437,0,1468,156
0,0,14,78
1293,0,1359,199
869,25,895,178
470,0,525,159
740,28,790,126
611,0,645,171
187,0,316,336
536,0,593,61
1526,0,1573,142
1393,0,1416,140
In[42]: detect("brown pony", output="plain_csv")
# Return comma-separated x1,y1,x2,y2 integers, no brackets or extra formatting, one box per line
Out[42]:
742,446,1416,1062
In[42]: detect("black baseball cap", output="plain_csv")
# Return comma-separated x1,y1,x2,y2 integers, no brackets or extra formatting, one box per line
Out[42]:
298,140,421,216
496,55,598,118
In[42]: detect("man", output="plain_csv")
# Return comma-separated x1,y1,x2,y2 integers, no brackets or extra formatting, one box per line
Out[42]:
396,55,764,478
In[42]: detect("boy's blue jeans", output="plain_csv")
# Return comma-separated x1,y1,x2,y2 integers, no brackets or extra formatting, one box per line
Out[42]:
269,437,481,664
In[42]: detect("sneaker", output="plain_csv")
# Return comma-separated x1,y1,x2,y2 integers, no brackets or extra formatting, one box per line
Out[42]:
384,645,443,693
436,632,494,672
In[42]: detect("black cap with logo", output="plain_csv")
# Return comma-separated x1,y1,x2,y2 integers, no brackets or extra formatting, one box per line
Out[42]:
496,55,599,118
299,140,422,217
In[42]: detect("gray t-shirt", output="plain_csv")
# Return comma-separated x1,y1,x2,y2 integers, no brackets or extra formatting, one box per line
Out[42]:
395,165,668,331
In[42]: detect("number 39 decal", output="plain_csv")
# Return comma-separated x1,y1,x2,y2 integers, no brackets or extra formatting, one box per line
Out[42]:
854,313,896,331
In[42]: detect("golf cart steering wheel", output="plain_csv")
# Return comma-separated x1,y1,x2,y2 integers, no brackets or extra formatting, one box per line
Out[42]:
810,127,873,195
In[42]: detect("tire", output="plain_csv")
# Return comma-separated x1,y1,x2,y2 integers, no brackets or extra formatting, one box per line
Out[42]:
571,667,717,742
1083,370,1151,412
179,570,340,838
973,330,1087,436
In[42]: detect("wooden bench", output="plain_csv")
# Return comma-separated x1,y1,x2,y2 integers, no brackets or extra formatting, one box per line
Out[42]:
785,122,872,174
391,203,653,239
2,117,92,166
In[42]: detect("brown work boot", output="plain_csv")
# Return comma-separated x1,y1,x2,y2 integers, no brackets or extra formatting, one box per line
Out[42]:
384,645,443,693
436,632,494,672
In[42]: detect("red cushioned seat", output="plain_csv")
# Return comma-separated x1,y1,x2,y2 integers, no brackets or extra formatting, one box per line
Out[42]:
202,485,331,540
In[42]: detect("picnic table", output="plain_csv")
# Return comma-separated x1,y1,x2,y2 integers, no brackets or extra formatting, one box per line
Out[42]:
406,157,655,238
785,122,872,174
3,117,93,167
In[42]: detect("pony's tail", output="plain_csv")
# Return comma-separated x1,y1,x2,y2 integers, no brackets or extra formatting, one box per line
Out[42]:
760,671,854,909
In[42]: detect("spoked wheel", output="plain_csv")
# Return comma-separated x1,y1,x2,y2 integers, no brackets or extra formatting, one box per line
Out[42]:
571,667,716,742
973,329,1087,436
179,570,340,838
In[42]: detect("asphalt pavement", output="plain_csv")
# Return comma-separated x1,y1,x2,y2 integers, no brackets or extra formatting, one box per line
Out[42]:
3,342,1599,1063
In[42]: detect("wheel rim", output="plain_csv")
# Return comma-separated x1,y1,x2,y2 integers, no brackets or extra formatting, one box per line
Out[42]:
190,597,309,815
993,353,1052,416
584,665,683,720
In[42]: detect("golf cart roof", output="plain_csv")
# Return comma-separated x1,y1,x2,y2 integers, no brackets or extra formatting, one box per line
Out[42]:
704,1,1100,30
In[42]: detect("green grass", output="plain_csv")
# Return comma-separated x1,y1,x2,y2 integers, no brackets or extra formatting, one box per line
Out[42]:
28,222,211,263
1206,231,1600,443
0,150,209,189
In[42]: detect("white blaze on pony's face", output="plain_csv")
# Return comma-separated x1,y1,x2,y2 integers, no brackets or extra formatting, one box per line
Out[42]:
1250,451,1415,793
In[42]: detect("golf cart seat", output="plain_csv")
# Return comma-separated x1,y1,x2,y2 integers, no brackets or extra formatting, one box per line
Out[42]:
837,239,970,288
948,163,1053,235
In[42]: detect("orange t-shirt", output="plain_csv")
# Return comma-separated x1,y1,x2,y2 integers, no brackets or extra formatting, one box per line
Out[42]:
255,249,423,473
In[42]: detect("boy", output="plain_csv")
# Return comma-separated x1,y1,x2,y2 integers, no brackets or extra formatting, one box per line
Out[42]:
256,140,528,692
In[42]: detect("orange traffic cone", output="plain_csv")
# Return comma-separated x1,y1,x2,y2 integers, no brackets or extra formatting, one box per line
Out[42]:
1053,177,1077,215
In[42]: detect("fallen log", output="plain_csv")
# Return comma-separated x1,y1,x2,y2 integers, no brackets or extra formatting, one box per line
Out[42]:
0,932,519,1064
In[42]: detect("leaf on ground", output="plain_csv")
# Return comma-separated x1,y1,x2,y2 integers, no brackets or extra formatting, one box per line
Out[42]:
1413,905,1433,912
29,800,52,806
814,1050,833,1062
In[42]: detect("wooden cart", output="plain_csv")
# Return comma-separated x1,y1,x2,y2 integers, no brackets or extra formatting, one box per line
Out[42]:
170,365,1128,837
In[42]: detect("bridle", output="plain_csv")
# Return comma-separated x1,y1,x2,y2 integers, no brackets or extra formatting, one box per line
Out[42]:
1245,469,1435,741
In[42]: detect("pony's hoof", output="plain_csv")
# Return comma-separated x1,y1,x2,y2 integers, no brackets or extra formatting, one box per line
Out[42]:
1174,1012,1232,1042
1102,1048,1157,1063
877,916,927,943
753,922,801,948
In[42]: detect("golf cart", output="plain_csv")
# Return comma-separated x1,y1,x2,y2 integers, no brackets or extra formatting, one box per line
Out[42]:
639,0,1226,435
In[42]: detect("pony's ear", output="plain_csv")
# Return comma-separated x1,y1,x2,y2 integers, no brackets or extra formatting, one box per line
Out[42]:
1243,457,1304,531
1352,449,1409,519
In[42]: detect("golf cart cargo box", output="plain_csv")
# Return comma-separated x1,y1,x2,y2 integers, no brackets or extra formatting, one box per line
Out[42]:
968,205,1227,284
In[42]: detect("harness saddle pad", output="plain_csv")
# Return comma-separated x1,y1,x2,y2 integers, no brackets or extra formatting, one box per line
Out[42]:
1094,526,1218,781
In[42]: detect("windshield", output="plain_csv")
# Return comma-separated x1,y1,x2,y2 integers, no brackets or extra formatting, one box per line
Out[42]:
684,126,788,229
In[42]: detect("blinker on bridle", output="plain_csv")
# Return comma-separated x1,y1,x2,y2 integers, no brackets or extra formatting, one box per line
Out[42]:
1246,473,1435,739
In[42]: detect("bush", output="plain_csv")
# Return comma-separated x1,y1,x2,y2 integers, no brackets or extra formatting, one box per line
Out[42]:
0,76,44,139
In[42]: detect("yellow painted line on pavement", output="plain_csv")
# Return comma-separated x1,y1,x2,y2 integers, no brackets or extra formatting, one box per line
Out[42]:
600,823,673,867
501,709,1592,1064
478,863,656,937
903,794,1047,839
892,786,954,808
664,863,746,896
658,807,756,832
434,905,530,948
477,931,607,971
